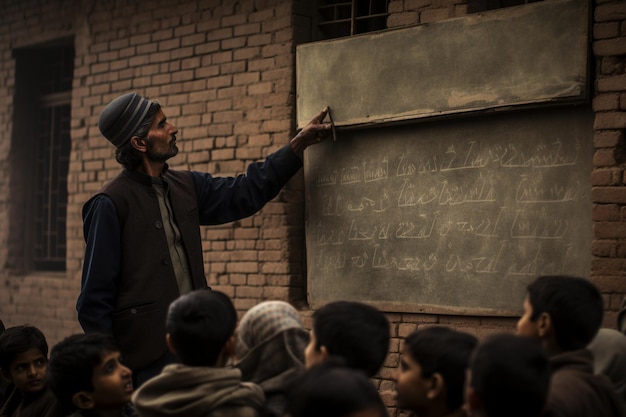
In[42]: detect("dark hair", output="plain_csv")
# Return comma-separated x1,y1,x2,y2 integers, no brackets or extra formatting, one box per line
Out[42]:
114,101,161,170
46,333,119,410
166,289,237,366
0,325,48,370
527,275,603,350
286,360,389,417
404,326,477,410
470,334,549,417
312,301,390,377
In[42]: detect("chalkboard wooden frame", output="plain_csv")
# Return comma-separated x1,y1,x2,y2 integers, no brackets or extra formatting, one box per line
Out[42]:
296,0,590,129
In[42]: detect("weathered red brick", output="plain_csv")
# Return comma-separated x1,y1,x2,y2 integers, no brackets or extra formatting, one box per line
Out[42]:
593,240,614,257
594,186,626,204
594,112,626,129
595,2,626,22
594,22,621,39
598,75,626,93
595,149,617,167
595,130,624,148
594,93,621,111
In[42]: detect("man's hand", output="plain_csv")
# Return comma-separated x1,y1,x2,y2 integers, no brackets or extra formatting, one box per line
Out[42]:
290,108,333,156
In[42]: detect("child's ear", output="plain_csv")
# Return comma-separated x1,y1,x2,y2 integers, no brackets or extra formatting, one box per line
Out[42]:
223,335,236,358
537,312,552,337
427,372,445,400
318,345,330,361
165,333,177,356
72,391,95,410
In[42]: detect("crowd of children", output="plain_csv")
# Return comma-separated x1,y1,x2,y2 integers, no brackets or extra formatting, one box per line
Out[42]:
1,275,626,417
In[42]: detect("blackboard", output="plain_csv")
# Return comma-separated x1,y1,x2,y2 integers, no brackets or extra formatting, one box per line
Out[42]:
304,107,593,315
296,0,589,128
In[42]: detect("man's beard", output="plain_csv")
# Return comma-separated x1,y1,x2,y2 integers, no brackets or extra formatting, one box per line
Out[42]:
146,137,179,162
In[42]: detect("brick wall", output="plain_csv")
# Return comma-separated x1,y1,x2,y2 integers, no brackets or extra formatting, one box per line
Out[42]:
0,1,624,416
0,0,303,345
590,0,626,325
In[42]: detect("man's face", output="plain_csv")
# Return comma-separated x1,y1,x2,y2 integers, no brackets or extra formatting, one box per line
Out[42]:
392,349,431,412
304,329,326,368
145,109,179,162
516,295,540,340
4,347,48,394
88,351,134,410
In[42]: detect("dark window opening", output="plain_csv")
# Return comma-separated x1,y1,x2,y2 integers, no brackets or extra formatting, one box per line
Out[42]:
467,0,544,13
11,42,74,272
318,0,389,39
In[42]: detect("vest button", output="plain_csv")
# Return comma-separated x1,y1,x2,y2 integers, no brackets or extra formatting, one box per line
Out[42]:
149,190,156,197
162,259,170,266
154,220,163,229
131,308,137,314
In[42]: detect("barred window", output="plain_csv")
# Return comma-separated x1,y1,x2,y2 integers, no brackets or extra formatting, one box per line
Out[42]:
318,0,389,39
12,43,73,272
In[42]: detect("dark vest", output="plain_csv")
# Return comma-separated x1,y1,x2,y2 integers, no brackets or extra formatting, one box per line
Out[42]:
97,168,208,370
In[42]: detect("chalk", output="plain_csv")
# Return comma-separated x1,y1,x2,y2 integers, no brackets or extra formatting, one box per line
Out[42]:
327,106,337,142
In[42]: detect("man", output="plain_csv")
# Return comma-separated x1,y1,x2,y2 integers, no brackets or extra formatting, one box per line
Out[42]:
77,92,331,385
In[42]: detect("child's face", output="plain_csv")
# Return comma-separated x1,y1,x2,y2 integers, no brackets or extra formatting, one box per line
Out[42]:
516,295,541,340
5,347,48,394
89,350,133,409
392,349,431,413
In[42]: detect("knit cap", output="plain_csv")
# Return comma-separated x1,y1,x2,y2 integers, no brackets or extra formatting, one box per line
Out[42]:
98,92,156,148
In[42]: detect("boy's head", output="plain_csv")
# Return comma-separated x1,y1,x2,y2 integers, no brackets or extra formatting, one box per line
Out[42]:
393,326,477,415
466,333,550,417
305,301,390,377
516,275,603,352
47,333,133,412
0,325,48,395
286,361,389,417
165,289,237,367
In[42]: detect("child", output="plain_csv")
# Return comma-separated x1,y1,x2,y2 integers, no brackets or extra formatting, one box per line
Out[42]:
0,325,63,417
466,333,550,417
304,300,390,377
588,328,626,407
392,326,477,417
235,301,309,417
46,332,135,417
286,360,389,417
516,275,624,417
132,289,264,417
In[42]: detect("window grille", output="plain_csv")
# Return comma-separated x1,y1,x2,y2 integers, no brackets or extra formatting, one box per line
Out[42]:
33,100,71,271
468,0,543,13
318,0,389,39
